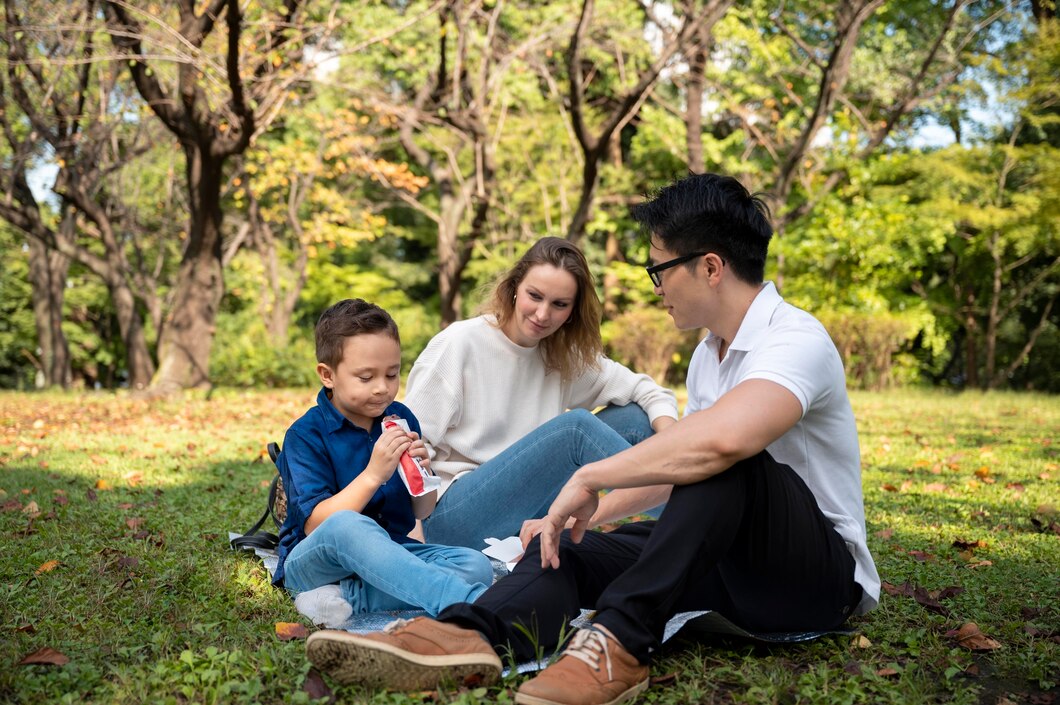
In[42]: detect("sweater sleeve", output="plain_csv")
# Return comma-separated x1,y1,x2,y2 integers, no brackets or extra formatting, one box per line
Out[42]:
402,339,463,464
566,356,678,423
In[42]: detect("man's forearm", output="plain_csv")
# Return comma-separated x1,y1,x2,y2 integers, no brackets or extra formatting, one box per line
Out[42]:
591,486,672,527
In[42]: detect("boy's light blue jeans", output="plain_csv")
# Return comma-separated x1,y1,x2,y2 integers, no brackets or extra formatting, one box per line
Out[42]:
283,510,493,616
422,404,663,549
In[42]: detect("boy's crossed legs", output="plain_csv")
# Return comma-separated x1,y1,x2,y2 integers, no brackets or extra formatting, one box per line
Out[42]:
284,509,493,619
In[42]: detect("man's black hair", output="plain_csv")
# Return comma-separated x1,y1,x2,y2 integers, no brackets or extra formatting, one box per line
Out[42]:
631,173,773,284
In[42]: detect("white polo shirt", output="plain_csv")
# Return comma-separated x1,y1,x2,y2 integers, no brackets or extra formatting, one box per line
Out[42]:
685,282,880,615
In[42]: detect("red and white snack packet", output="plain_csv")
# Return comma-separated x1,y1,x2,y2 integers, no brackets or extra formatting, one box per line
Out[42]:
382,415,441,497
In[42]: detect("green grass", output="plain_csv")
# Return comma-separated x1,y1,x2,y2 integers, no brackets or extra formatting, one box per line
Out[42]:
1,389,1057,704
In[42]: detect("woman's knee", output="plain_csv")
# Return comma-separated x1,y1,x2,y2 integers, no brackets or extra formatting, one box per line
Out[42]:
458,550,496,585
549,408,599,433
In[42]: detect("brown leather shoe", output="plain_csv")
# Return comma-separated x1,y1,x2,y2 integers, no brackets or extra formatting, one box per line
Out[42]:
516,627,649,705
306,617,502,690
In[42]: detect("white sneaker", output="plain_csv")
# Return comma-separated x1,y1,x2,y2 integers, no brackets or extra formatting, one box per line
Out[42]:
295,584,353,628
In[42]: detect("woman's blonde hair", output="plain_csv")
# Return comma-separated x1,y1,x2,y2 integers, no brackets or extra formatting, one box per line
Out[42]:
485,237,602,380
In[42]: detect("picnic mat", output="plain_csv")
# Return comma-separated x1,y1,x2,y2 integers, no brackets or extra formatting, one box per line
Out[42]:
230,532,849,672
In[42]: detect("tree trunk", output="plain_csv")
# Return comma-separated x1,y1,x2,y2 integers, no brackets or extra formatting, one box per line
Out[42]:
437,182,465,328
685,39,709,174
112,284,154,390
963,294,979,389
26,235,72,388
567,155,601,244
602,230,623,318
151,143,225,393
983,231,1002,386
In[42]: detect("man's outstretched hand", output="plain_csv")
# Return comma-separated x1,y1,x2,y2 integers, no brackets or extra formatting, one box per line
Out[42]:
538,476,599,570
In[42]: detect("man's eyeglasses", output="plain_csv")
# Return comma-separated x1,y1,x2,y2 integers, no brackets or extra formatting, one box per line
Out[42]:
645,252,707,287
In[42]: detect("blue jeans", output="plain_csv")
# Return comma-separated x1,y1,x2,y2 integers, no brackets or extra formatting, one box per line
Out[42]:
283,510,493,616
422,404,657,548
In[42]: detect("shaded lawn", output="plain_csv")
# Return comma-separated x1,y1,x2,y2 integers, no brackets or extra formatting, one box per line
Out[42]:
0,389,1057,704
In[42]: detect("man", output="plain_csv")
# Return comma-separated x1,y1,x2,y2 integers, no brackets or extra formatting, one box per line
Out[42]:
304,173,880,705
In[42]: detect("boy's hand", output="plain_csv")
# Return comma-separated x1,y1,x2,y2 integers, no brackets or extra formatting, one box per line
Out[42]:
405,432,431,472
365,425,412,485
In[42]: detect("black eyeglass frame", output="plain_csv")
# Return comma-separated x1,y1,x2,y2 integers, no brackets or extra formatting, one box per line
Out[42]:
645,252,708,287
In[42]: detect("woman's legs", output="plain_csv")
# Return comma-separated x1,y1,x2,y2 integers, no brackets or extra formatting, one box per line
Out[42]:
593,403,655,446
283,510,491,616
422,409,631,548
595,403,667,518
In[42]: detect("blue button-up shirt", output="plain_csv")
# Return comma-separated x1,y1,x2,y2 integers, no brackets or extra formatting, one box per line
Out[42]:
273,387,420,586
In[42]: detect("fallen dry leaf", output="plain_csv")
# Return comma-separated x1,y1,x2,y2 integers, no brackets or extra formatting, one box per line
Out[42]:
302,668,333,701
952,538,987,551
34,560,60,575
94,479,110,490
19,647,69,666
126,518,144,530
875,667,900,677
934,586,965,600
912,586,948,615
854,635,872,648
875,528,894,540
882,581,914,597
22,501,40,516
924,482,948,493
275,622,308,641
952,622,1002,651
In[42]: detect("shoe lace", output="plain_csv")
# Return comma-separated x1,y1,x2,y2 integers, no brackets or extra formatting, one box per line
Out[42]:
562,628,612,680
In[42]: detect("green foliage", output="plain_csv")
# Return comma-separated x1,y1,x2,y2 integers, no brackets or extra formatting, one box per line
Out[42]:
209,310,317,388
2,0,1052,395
816,310,927,390
0,226,37,389
298,257,439,373
601,307,698,386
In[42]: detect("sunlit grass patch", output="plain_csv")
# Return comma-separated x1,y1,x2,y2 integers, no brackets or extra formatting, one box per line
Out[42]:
2,389,1057,704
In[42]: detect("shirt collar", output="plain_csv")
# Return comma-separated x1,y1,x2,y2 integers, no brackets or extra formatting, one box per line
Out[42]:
316,386,351,434
706,281,783,354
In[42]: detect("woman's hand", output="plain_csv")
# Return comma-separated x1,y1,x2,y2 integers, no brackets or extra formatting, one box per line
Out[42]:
405,431,431,473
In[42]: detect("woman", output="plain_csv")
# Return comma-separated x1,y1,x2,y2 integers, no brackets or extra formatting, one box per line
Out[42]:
404,237,678,548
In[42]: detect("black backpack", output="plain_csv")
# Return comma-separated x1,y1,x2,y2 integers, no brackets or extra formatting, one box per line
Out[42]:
230,442,288,552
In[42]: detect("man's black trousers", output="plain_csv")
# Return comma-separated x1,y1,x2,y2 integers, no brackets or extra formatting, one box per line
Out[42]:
439,451,862,663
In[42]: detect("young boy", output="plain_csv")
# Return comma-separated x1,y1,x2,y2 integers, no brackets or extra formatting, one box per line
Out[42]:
273,299,493,625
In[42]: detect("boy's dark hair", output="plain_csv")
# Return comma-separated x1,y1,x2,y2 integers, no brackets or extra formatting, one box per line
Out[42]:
315,299,400,369
631,173,773,284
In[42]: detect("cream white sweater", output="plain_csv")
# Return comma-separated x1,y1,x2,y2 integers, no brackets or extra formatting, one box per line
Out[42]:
403,316,678,494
